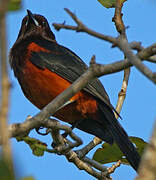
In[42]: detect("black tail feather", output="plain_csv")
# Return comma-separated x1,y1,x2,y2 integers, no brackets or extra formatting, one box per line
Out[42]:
98,103,141,171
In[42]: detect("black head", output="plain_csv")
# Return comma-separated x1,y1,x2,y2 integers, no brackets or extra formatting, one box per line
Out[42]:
17,10,55,41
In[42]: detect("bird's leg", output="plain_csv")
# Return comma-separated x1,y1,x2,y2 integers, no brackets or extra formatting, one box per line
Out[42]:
35,127,51,135
51,121,82,149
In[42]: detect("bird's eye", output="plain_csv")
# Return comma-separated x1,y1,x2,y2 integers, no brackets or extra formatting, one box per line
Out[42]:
42,21,47,26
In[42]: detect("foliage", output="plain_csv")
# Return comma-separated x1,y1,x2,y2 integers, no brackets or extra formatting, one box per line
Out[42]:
97,0,127,8
93,137,147,165
16,136,48,157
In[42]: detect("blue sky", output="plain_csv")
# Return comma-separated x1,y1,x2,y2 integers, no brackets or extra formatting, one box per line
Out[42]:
7,0,156,180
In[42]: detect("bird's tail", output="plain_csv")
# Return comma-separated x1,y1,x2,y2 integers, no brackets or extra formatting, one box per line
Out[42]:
98,103,141,171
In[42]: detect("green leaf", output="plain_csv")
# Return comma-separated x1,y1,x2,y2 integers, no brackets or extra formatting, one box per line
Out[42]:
8,0,22,11
98,0,127,8
16,136,48,157
21,176,35,180
93,136,147,165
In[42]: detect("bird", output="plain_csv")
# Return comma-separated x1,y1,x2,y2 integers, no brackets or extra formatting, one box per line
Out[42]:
9,9,140,171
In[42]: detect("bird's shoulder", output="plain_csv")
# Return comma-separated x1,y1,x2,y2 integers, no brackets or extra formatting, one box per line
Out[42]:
28,38,115,112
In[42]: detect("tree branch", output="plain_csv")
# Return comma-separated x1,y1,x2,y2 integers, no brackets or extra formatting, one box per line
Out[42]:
53,8,156,84
53,8,117,44
115,68,130,118
65,150,111,179
76,137,102,159
112,0,131,118
0,0,14,177
117,36,156,84
112,0,125,34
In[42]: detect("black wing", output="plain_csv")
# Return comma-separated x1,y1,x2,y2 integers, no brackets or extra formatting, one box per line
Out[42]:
30,38,115,112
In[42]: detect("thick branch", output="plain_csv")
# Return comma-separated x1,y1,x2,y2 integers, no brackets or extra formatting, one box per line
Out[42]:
0,0,9,15
0,0,13,177
7,53,156,139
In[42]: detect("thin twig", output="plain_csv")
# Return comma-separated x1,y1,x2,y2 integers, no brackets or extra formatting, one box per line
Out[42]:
65,150,110,179
54,18,156,65
76,137,102,158
83,156,108,174
129,42,156,63
117,37,156,84
107,160,121,174
137,43,156,60
53,8,156,63
53,8,117,45
115,67,130,119
147,56,156,63
112,0,125,34
53,22,116,44
53,22,156,64
47,145,110,179
112,0,131,118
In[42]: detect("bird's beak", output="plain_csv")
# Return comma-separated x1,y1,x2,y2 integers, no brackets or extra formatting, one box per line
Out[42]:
27,9,39,26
